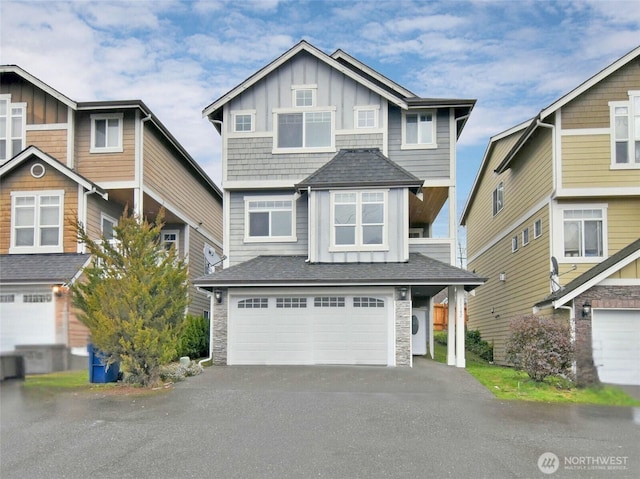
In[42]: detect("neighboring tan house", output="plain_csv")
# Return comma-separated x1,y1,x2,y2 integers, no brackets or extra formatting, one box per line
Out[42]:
195,40,485,367
461,47,640,386
0,65,223,366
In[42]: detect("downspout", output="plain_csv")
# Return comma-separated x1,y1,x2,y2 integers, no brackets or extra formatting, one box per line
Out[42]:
196,287,215,366
306,186,311,262
556,302,577,377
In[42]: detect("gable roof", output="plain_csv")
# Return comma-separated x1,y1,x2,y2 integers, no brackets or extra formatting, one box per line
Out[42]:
0,146,108,199
194,253,486,290
0,65,77,109
0,253,91,284
535,238,640,309
460,45,640,224
295,148,423,192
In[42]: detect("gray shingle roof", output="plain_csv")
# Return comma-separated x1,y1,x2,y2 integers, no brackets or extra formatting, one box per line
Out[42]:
535,238,640,307
0,254,91,284
194,253,485,289
295,149,423,191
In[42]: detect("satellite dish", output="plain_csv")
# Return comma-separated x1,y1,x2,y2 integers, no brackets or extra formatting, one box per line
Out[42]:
550,256,561,292
550,256,559,276
203,244,222,267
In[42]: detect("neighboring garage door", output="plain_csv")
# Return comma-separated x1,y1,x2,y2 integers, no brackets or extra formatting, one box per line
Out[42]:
592,309,640,386
0,290,56,353
228,294,390,365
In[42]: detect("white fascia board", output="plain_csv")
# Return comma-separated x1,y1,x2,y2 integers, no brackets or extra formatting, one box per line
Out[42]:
197,280,485,289
552,248,640,308
222,179,300,190
554,187,640,198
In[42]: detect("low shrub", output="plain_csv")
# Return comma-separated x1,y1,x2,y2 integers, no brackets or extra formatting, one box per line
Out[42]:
159,360,204,383
505,314,574,382
434,331,448,346
466,329,494,362
176,314,210,360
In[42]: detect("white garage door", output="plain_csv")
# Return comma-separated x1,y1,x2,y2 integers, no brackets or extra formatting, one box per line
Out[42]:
0,290,56,352
592,309,640,386
228,294,390,365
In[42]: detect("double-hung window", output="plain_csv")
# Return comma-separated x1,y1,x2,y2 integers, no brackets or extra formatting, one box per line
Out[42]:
402,110,436,149
90,113,123,153
610,92,640,168
245,196,296,242
332,190,387,250
562,207,606,259
0,96,26,162
492,182,504,216
11,191,63,253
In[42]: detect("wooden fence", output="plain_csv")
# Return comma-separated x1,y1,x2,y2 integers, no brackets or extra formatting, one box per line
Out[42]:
433,304,468,331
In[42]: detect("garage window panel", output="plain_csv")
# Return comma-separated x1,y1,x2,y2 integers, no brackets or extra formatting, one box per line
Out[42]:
276,298,307,308
0,294,15,303
353,297,384,308
238,298,268,309
314,296,345,307
23,293,52,303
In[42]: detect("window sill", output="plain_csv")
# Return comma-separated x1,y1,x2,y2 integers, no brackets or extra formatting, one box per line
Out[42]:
329,245,389,253
400,143,438,151
90,147,124,154
9,246,64,254
610,163,640,170
272,146,336,155
559,256,606,264
244,236,297,243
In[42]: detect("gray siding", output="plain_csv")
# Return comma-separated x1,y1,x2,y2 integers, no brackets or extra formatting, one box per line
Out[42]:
387,106,451,179
228,190,308,266
408,242,452,264
313,189,407,263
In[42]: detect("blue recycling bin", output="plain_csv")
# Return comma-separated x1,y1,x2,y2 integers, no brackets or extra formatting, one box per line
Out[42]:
87,344,119,383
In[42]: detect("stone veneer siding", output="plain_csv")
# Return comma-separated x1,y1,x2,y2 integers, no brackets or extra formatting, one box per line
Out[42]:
572,285,640,386
395,299,412,366
212,289,228,365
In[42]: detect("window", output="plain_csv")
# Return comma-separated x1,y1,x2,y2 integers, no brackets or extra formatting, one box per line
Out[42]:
11,191,63,253
0,294,15,303
233,111,254,133
563,209,604,258
0,96,26,162
292,85,316,107
276,298,307,308
534,219,542,238
314,297,345,307
245,196,295,242
101,214,117,241
23,293,52,303
355,107,378,129
511,235,518,252
276,111,333,149
161,230,179,252
353,297,384,308
492,182,504,216
522,227,530,246
332,191,386,249
90,113,123,153
238,298,268,309
610,93,640,167
402,110,436,148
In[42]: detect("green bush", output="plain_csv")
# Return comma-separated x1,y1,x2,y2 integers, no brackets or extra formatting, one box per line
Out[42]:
432,329,493,362
505,314,574,382
177,314,210,360
434,331,448,346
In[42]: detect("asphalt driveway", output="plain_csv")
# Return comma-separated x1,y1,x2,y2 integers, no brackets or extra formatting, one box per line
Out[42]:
1,358,639,478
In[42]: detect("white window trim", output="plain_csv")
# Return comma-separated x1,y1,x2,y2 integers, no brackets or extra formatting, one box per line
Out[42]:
0,95,26,161
492,182,504,217
609,92,640,169
231,110,256,134
10,190,64,253
100,213,118,240
329,190,389,252
401,109,437,150
272,107,336,154
534,219,542,239
522,227,530,246
244,194,297,243
354,105,379,129
291,84,317,107
511,235,518,253
553,203,608,263
90,113,124,153
162,229,180,253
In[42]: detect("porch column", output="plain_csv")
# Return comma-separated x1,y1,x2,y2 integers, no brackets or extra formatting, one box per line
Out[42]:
447,285,456,365
455,286,466,368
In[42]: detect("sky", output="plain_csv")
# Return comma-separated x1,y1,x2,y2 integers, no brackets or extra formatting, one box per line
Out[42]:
1,0,639,257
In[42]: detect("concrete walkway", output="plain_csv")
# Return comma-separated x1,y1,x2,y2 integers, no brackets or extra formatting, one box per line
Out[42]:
1,358,639,478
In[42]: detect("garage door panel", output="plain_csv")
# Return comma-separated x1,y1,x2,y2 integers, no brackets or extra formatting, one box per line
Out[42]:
592,309,640,386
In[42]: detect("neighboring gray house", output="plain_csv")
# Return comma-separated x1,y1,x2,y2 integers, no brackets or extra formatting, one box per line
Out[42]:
195,41,484,366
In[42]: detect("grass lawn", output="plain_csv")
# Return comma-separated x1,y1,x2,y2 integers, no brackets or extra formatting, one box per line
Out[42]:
433,341,640,406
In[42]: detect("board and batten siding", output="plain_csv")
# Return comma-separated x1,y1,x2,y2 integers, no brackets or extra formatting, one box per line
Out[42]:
227,190,308,266
561,60,640,130
312,189,407,263
386,106,451,180
467,205,551,363
227,50,384,133
226,133,384,182
561,134,640,188
74,111,136,182
143,127,223,241
0,158,79,253
0,73,68,125
26,130,68,162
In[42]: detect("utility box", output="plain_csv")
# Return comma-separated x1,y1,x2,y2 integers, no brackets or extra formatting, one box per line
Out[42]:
88,344,119,383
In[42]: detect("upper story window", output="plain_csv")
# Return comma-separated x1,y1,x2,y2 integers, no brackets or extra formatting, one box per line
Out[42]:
101,213,118,241
492,182,504,216
275,109,334,151
161,229,179,252
522,227,530,246
0,96,26,162
292,85,316,107
244,195,296,242
232,111,255,133
10,190,64,253
561,206,606,260
511,235,518,253
402,110,436,149
610,93,640,168
90,113,123,153
331,190,387,250
534,219,542,238
355,106,378,129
